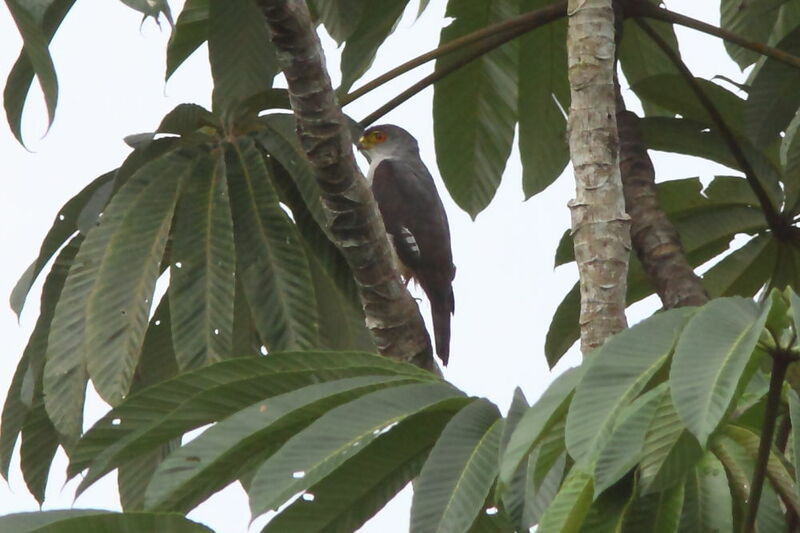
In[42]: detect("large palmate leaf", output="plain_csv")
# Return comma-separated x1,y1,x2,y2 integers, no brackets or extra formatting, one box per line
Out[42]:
43,148,194,440
0,510,213,533
3,0,72,144
338,0,410,93
70,352,425,491
410,399,502,533
247,382,467,518
169,149,236,370
721,0,785,69
166,0,208,80
670,297,768,446
10,171,114,318
143,375,419,512
262,409,453,533
208,0,278,113
433,0,518,218
566,308,694,464
518,0,568,197
226,137,318,351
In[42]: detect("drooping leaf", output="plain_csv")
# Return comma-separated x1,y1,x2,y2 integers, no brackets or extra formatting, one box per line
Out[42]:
0,510,213,533
638,390,703,494
678,453,733,533
143,375,418,512
566,308,694,463
338,0,410,94
226,137,318,351
83,151,187,406
702,234,777,298
3,0,66,144
43,149,193,440
248,382,467,519
720,0,785,69
169,149,236,370
10,171,115,317
0,354,29,480
208,0,278,113
70,352,430,482
498,366,584,491
518,3,569,197
536,468,593,533
19,401,59,504
308,0,365,44
433,0,518,218
620,482,684,533
670,297,768,446
746,25,800,148
410,399,503,533
261,409,452,533
166,0,208,80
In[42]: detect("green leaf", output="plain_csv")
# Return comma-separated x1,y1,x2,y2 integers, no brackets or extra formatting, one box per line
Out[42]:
157,103,218,136
166,0,208,80
745,25,800,148
143,375,418,512
3,0,64,144
566,308,694,463
309,0,365,44
721,0,785,69
433,0,518,218
70,352,431,484
19,401,59,504
0,353,29,480
0,511,212,533
208,0,278,113
618,10,681,116
620,482,684,533
83,151,187,406
678,453,733,533
338,0,410,93
226,138,318,351
42,150,190,440
593,385,665,497
248,382,466,518
498,366,584,491
789,388,800,505
10,171,115,317
261,409,452,533
780,110,800,212
536,468,593,533
498,387,529,461
410,399,502,533
703,234,777,298
670,297,769,446
638,391,703,494
518,2,568,197
525,448,567,527
169,149,236,370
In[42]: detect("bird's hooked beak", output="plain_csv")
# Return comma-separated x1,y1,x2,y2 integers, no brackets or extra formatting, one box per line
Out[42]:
357,135,372,161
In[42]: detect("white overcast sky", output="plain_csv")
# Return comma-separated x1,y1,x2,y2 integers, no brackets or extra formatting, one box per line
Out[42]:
0,1,743,532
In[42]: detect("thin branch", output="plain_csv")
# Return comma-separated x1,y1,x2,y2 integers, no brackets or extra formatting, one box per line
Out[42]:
256,0,437,371
742,351,790,533
635,18,785,234
341,1,567,107
625,1,800,71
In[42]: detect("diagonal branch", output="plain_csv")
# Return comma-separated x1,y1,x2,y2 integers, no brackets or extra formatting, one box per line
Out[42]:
636,18,785,234
255,0,436,371
616,88,708,309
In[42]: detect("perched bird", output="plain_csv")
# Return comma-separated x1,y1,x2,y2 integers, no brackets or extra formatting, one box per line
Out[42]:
358,124,456,365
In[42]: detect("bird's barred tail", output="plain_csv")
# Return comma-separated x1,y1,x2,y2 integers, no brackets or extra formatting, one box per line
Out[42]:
431,287,455,365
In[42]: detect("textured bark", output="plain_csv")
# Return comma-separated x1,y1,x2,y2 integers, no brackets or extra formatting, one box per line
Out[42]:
256,0,436,371
566,0,630,355
616,101,709,308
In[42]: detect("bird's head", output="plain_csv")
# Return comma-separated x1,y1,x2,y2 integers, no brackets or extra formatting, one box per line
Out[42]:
358,124,419,162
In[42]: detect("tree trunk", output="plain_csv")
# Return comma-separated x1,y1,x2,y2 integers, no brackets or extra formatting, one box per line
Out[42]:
256,0,436,372
566,0,630,354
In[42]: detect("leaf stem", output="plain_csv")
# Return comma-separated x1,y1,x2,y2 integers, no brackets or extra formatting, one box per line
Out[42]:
635,18,785,235
341,1,567,109
742,351,790,533
626,1,800,71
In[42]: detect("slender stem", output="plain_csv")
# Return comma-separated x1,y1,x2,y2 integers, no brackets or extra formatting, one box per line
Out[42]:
341,1,567,107
635,19,784,234
627,1,800,71
742,353,790,533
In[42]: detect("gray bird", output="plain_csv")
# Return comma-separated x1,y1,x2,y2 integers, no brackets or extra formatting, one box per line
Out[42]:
358,124,456,365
